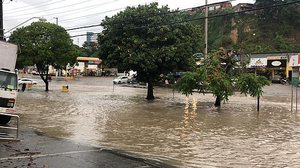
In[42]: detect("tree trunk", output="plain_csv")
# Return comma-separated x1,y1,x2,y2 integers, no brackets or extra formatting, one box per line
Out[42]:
257,96,260,112
39,72,49,92
45,80,49,92
214,95,221,107
146,82,155,100
37,66,50,92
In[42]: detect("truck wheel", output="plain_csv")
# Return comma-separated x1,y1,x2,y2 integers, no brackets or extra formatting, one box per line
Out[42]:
0,116,11,125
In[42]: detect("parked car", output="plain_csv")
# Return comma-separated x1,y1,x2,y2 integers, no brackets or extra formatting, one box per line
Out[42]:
113,76,129,84
18,78,38,85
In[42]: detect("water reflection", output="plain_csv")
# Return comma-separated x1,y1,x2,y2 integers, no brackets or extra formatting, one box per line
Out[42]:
181,96,198,139
15,78,300,167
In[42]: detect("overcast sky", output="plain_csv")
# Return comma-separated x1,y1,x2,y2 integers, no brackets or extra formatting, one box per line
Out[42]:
3,0,255,46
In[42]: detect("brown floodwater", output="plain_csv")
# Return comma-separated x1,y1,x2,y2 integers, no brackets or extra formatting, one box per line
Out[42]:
15,77,300,167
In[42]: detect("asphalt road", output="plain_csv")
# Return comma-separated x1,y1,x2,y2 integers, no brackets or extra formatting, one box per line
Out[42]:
0,128,174,168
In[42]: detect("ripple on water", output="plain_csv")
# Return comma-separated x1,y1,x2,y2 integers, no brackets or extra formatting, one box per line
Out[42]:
16,81,300,168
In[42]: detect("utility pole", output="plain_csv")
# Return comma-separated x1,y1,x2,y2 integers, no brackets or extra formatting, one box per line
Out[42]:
0,0,4,41
204,0,208,59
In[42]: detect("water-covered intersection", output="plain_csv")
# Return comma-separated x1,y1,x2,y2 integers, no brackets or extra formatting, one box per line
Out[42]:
3,76,300,167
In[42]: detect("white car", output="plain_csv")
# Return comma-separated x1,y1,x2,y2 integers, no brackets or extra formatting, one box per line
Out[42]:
113,76,129,84
18,78,38,85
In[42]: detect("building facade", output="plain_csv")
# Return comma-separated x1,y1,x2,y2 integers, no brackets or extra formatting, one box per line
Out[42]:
86,32,98,43
248,53,299,80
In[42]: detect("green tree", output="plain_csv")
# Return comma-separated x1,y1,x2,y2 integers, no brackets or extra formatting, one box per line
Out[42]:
9,22,76,91
238,73,270,111
81,41,99,58
98,3,202,100
176,48,270,109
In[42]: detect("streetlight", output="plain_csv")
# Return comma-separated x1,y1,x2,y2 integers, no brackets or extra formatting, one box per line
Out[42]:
4,17,47,35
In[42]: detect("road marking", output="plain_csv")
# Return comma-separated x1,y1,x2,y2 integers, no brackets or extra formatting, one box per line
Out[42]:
0,149,100,161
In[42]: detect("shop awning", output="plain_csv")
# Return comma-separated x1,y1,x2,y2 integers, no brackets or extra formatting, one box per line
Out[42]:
76,57,102,65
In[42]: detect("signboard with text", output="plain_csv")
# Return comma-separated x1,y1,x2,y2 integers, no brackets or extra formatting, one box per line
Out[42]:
248,58,267,68
289,54,300,67
267,59,286,68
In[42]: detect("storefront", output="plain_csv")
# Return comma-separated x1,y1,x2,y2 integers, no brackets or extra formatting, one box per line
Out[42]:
247,53,298,80
75,57,102,76
248,57,270,78
266,56,287,79
288,54,300,84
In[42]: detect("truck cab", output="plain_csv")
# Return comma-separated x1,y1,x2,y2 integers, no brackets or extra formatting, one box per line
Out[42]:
0,69,18,124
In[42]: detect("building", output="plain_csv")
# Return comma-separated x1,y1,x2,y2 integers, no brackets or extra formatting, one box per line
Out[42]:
189,1,232,14
75,57,102,76
233,3,255,12
86,32,98,43
247,53,299,80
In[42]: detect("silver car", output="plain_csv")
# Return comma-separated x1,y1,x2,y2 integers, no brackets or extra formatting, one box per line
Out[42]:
113,76,129,84
18,78,38,85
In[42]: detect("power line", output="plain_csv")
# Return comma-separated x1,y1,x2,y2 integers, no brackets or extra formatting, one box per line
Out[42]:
59,0,157,23
4,0,65,13
7,1,300,40
67,0,300,34
60,7,124,23
67,24,101,31
5,0,116,18
70,32,100,38
64,2,239,31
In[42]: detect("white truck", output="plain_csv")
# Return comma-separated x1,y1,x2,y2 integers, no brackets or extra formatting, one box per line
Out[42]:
0,41,18,124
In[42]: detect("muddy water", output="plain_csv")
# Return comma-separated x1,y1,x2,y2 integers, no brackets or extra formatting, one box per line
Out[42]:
16,77,300,167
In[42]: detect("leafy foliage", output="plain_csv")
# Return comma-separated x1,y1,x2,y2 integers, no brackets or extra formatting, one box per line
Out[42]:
238,73,270,97
9,22,76,91
80,41,99,58
176,48,270,108
98,3,202,99
175,70,207,96
185,0,300,53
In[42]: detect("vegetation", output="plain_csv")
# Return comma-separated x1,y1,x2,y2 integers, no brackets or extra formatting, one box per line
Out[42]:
98,3,202,99
9,22,76,91
175,48,270,109
79,41,99,58
200,0,300,53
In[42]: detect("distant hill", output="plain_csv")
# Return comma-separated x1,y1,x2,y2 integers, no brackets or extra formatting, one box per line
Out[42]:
185,0,300,54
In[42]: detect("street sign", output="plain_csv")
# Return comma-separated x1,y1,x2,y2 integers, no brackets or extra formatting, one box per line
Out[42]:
291,67,299,86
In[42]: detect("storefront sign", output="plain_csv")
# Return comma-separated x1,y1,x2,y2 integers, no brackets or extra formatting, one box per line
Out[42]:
289,54,300,67
249,58,267,68
267,59,286,68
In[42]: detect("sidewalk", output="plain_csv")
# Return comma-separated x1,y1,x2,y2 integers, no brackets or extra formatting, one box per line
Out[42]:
0,128,175,168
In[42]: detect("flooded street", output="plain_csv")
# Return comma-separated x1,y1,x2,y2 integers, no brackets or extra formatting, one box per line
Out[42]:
16,77,300,167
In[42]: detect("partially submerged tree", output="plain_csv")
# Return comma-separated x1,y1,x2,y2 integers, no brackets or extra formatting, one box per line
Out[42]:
98,3,202,100
238,73,270,111
176,48,270,109
9,22,76,91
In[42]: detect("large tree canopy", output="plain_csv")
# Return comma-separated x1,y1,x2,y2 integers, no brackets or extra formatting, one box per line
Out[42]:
98,3,202,99
9,21,76,91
